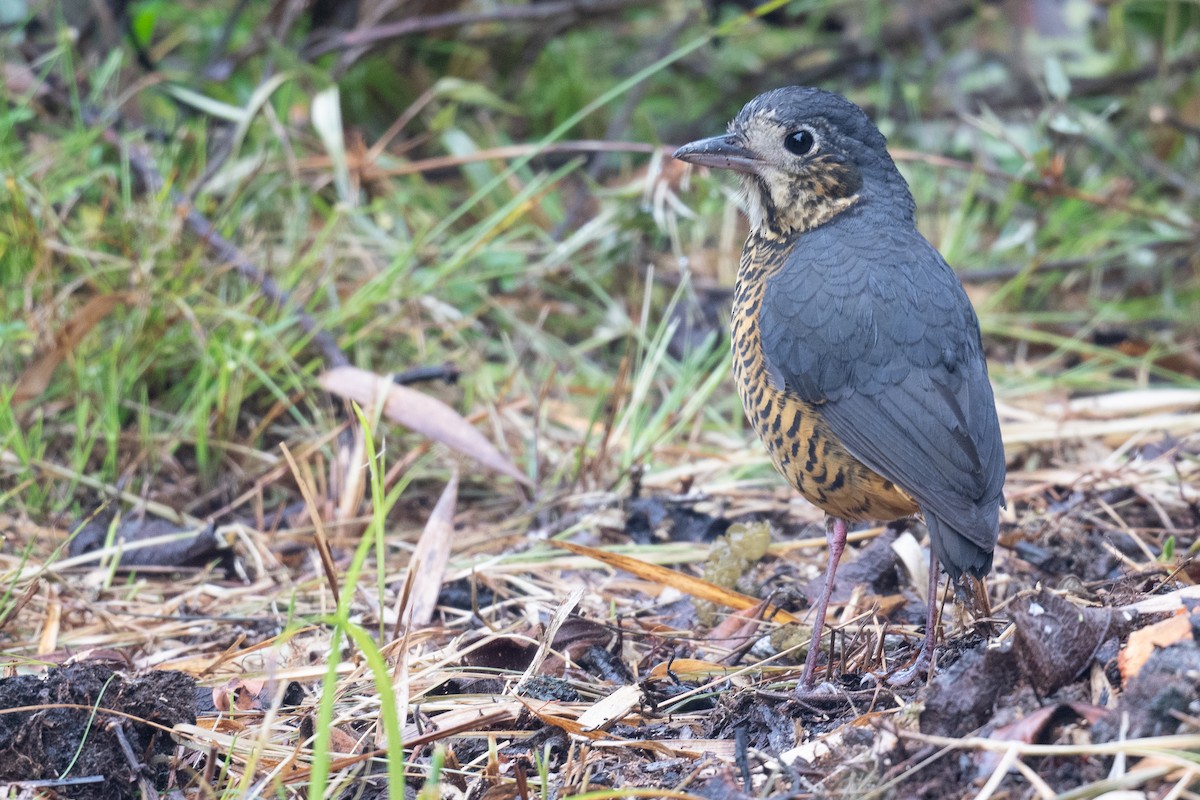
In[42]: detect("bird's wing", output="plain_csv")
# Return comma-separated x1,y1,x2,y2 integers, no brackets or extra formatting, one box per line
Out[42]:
758,222,1005,549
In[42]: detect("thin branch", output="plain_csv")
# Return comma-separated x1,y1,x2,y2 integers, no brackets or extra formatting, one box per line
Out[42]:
304,0,645,60
95,122,350,369
891,148,1196,231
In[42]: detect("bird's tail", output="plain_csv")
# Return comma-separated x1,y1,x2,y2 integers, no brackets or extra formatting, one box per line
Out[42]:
954,574,991,620
926,514,994,578
926,513,995,622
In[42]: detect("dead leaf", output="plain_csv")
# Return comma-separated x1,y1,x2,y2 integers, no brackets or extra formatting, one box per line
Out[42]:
519,588,584,683
1119,610,1194,682
14,293,132,405
67,514,229,571
575,684,642,732
212,679,270,713
0,580,40,635
5,62,50,99
317,365,531,486
196,716,247,735
1120,585,1200,615
698,599,773,661
646,739,738,761
988,703,1099,746
404,702,523,747
1012,590,1115,695
402,470,459,626
551,539,801,625
978,702,1107,773
328,725,364,755
549,615,617,663
462,634,540,672
646,659,736,682
516,696,603,740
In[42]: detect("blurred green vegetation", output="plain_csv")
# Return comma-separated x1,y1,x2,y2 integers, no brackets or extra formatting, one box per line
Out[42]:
2,0,1199,521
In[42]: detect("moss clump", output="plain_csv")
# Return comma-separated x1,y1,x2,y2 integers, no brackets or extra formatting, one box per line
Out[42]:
695,521,772,625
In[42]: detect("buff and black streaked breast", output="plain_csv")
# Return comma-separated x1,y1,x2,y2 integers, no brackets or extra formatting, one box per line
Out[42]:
730,233,920,524
677,86,1005,582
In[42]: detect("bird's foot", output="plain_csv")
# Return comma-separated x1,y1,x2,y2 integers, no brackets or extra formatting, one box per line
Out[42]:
793,674,898,714
794,678,839,698
886,648,932,687
888,556,940,687
792,678,853,713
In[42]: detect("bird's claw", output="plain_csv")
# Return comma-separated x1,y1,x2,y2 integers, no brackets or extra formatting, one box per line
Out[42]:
886,650,933,687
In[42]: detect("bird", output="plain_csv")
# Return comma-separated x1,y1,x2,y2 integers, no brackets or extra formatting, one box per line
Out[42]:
672,87,1006,689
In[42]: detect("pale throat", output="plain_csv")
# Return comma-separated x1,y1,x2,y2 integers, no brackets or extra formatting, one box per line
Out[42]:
738,174,859,240
737,176,768,234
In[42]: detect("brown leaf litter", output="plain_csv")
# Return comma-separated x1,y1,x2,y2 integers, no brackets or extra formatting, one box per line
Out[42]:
2,397,1200,798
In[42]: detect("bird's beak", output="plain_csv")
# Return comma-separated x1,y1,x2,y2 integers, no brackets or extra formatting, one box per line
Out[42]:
672,135,761,175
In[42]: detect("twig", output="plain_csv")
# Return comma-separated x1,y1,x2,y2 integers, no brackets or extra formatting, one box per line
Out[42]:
109,719,159,800
200,0,254,80
304,0,645,60
349,140,659,178
920,52,1200,121
392,364,461,386
0,777,107,791
588,12,693,181
1054,52,1200,105
955,245,1188,283
715,1,976,99
94,121,350,369
554,12,694,239
891,148,1195,231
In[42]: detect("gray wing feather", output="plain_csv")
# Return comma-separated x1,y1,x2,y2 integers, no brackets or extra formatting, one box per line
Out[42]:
760,221,1005,559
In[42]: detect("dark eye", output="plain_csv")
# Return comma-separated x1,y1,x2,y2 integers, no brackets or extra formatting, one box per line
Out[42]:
784,129,815,156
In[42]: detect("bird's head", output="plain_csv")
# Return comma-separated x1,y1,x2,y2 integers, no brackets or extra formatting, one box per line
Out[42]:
673,87,914,239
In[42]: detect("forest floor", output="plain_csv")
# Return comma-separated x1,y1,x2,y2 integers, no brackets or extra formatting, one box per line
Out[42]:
3,2,1200,798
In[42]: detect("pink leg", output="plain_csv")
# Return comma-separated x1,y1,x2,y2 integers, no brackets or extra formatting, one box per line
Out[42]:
798,517,847,689
889,552,940,685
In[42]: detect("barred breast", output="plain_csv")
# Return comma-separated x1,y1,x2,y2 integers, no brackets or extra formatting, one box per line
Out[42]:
730,236,919,522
